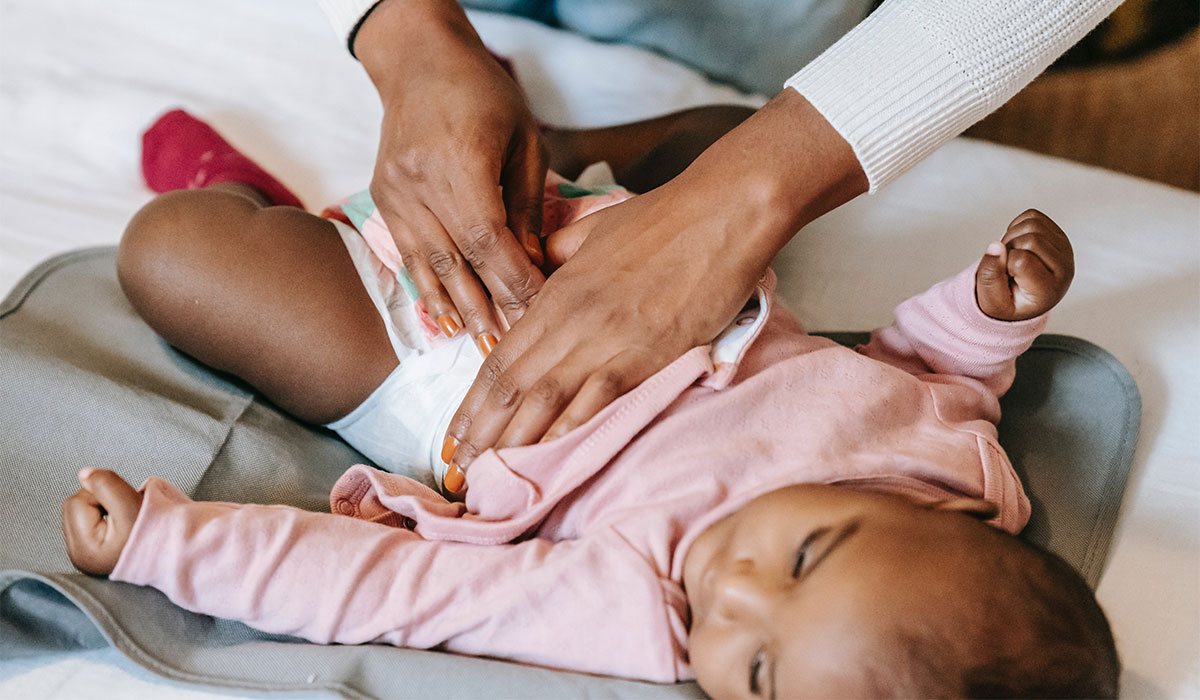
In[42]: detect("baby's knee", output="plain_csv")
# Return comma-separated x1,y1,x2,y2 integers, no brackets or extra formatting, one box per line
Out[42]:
117,189,253,330
119,192,195,296
118,190,242,300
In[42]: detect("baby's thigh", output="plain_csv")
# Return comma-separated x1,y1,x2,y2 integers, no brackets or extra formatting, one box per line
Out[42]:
117,189,396,424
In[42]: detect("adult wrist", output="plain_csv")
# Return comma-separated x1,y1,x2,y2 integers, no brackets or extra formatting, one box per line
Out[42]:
672,88,868,275
354,0,486,95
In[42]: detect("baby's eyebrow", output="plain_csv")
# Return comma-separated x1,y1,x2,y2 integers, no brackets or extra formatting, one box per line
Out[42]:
803,518,862,581
772,519,862,699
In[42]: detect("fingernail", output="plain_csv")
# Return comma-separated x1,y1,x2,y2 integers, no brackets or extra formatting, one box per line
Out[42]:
986,242,1005,257
524,233,544,266
441,435,458,464
78,467,95,481
477,334,497,357
443,463,466,493
437,315,461,338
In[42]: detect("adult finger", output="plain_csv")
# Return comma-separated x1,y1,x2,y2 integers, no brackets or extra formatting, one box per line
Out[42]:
540,351,646,442
376,191,502,345
433,168,545,327
408,205,505,348
386,214,463,338
501,130,548,269
445,331,566,470
493,356,587,449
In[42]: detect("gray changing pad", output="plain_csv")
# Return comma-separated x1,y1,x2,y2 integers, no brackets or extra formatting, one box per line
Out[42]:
0,248,1140,699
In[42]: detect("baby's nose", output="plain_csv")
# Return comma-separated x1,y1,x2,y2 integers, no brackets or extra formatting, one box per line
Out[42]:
710,560,776,623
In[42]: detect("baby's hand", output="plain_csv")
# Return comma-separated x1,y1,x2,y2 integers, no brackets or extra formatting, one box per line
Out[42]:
975,209,1074,321
61,468,143,576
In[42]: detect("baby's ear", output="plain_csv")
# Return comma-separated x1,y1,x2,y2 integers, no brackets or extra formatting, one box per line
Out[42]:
930,498,999,521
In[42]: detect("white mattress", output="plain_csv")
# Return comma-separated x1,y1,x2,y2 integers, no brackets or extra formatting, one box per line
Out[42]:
1,1,1197,698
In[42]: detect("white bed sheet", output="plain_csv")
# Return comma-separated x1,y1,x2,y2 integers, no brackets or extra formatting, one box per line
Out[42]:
1,1,1196,698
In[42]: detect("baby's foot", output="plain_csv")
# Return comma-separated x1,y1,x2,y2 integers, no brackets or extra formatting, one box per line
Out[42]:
141,109,304,209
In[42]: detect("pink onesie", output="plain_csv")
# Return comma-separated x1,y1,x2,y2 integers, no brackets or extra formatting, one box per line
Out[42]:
110,263,1043,683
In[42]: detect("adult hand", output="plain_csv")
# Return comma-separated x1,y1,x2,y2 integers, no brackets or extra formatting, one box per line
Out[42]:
355,0,547,351
62,468,144,576
440,90,870,491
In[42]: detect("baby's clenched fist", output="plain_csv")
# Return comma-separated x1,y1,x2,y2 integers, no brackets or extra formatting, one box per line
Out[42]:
975,209,1074,321
61,468,143,576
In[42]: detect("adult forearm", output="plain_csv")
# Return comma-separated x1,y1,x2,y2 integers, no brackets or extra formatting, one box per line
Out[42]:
787,0,1122,191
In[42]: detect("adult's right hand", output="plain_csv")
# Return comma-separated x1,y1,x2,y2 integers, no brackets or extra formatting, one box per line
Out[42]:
355,0,547,352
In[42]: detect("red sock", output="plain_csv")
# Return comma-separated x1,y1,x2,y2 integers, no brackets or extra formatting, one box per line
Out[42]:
141,109,305,209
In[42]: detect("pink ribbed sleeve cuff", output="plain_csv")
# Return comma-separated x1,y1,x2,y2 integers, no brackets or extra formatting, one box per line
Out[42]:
892,264,1047,396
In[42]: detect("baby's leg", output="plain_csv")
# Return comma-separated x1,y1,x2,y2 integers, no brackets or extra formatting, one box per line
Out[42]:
118,183,397,425
543,105,756,192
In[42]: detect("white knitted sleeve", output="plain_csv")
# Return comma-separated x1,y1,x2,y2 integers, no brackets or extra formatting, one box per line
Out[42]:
317,0,381,51
785,0,1122,192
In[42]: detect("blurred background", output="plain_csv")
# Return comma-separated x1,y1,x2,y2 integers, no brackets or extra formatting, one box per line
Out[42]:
966,0,1199,191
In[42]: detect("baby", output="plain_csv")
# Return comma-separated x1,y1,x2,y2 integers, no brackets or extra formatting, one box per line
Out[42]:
62,111,1118,698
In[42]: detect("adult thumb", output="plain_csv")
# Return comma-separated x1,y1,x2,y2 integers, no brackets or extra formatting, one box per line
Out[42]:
502,135,548,267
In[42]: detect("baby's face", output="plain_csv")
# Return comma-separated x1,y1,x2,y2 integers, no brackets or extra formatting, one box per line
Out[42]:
683,484,997,699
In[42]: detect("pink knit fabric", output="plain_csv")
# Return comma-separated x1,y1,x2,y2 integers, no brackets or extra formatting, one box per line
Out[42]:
112,264,1043,682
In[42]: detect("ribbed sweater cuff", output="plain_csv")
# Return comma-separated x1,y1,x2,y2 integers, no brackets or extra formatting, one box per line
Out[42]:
784,0,983,193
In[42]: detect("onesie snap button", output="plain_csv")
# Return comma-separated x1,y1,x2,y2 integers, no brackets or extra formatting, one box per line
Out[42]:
335,500,355,516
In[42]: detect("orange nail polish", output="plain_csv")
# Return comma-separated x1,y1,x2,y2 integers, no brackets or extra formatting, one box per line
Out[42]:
443,463,466,493
441,435,458,464
477,334,498,357
524,233,544,267
437,315,461,338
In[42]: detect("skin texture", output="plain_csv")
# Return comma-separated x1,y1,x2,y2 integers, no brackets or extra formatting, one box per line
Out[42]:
442,89,870,474
350,1,872,471
355,0,548,352
61,468,143,576
77,197,1074,562
681,485,1008,699
113,108,754,427
975,209,1074,322
58,473,1022,698
73,99,1082,683
117,182,398,425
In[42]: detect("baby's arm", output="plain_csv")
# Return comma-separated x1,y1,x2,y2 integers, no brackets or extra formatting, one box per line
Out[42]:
858,209,1073,397
61,470,682,681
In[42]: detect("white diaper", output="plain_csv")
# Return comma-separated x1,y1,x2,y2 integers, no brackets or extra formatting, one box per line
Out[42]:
324,219,484,490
